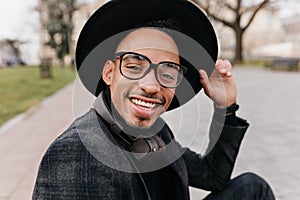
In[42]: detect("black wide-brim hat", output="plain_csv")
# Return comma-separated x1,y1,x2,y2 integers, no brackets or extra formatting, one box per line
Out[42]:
76,0,218,111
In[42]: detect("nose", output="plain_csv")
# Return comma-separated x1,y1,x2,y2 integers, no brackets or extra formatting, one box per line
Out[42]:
138,69,161,94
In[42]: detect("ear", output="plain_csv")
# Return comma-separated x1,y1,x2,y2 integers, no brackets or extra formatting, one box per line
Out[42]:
102,60,114,86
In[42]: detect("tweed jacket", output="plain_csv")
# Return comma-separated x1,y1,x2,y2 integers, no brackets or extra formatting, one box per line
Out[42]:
33,109,248,199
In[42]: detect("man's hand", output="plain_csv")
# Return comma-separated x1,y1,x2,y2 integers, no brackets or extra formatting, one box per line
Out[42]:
199,59,237,109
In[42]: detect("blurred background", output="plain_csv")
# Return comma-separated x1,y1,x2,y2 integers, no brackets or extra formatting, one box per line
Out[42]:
1,0,300,67
0,0,299,199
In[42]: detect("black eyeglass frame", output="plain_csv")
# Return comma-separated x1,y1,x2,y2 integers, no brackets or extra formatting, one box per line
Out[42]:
115,52,188,88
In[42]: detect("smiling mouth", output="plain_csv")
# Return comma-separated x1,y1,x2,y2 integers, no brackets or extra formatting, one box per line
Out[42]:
131,98,157,110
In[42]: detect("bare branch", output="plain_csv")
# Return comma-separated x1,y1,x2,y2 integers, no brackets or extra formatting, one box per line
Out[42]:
189,0,274,63
241,5,258,15
209,14,235,29
242,0,270,32
224,2,236,12
191,0,235,29
236,0,242,13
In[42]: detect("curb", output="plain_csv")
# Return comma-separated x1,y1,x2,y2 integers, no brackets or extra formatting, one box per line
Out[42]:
0,82,74,136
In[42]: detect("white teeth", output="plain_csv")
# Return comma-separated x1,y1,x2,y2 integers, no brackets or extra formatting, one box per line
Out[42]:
131,98,156,108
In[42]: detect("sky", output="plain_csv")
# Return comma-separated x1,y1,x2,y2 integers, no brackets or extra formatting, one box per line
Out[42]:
0,0,38,39
0,0,39,64
0,0,299,64
0,0,94,64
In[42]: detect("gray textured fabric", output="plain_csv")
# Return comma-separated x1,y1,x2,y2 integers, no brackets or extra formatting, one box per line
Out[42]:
33,109,248,199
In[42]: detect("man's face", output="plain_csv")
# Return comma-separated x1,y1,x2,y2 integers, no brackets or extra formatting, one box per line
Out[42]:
102,28,179,128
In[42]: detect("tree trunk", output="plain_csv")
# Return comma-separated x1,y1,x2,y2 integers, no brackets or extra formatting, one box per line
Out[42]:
60,58,65,67
234,28,243,64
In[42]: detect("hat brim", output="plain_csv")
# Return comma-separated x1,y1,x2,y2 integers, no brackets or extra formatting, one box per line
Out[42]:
76,0,218,111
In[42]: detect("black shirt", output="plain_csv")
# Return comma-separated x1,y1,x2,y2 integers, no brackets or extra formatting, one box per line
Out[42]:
142,166,183,200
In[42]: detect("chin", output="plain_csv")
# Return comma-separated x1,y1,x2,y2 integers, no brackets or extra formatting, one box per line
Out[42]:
130,118,155,129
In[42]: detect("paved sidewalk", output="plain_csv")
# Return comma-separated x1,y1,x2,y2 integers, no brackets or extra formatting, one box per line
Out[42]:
0,84,74,199
0,68,299,199
190,68,300,199
233,68,300,200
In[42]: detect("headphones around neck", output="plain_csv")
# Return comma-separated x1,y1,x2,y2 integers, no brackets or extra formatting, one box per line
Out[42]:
93,92,167,160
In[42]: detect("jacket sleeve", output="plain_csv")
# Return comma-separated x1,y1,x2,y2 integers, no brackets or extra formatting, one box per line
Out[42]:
183,115,249,192
32,130,127,200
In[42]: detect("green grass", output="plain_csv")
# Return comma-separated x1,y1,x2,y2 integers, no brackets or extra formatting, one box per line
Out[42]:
0,66,76,126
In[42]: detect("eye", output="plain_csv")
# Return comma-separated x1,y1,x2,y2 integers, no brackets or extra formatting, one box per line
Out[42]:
158,63,180,82
160,72,176,82
125,65,143,72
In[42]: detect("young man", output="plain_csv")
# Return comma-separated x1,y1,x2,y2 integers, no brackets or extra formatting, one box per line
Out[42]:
33,0,275,199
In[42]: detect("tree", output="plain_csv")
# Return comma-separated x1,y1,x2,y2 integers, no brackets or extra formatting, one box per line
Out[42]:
0,39,26,65
44,0,77,65
191,0,275,63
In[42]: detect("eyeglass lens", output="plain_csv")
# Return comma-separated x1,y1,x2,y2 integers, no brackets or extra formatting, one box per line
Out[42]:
120,53,184,88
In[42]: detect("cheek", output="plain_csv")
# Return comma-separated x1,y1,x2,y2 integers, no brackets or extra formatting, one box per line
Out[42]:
109,77,134,106
164,89,175,108
109,72,124,94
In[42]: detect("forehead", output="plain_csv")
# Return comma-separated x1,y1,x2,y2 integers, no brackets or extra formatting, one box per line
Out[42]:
116,28,179,55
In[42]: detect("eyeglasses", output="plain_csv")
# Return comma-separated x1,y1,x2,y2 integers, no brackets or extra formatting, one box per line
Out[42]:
115,52,187,88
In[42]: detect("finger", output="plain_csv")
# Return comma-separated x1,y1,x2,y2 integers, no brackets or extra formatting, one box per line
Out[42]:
215,59,233,77
199,69,211,97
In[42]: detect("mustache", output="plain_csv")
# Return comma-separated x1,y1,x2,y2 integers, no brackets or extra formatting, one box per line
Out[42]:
126,91,166,105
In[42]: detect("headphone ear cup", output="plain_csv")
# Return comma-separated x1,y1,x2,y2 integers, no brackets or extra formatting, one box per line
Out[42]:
130,138,150,159
130,135,166,160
